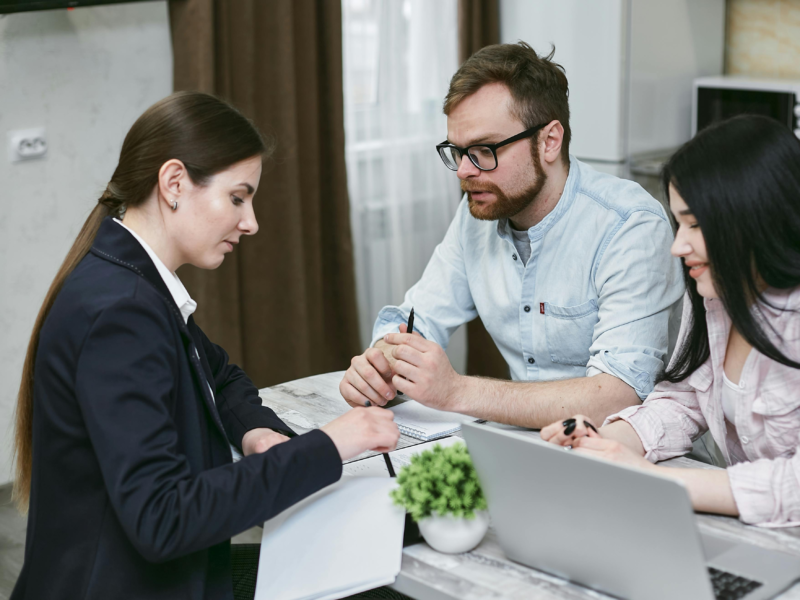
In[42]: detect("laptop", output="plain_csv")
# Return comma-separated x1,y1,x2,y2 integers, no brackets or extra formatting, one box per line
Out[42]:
462,422,800,600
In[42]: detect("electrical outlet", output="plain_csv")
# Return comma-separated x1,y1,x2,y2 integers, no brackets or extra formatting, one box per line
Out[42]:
8,128,47,162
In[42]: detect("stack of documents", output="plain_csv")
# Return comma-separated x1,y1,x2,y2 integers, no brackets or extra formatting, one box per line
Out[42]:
255,477,405,600
389,399,477,441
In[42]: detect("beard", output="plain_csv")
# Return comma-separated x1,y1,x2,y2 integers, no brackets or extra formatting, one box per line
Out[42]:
462,151,548,222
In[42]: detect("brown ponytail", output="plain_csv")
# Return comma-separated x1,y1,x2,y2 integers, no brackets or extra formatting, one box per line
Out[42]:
12,91,268,512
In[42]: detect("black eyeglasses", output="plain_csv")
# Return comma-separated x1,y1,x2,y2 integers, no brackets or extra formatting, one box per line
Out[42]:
436,122,549,172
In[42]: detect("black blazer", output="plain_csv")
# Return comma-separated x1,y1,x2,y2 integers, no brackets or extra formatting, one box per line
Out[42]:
12,218,342,600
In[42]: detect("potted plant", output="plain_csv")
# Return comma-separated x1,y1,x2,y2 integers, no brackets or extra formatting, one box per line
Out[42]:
390,442,489,554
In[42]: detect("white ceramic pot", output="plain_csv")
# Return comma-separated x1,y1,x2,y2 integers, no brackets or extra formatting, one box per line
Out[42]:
417,510,489,554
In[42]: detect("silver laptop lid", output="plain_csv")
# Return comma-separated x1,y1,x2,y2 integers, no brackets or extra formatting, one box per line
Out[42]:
462,422,714,600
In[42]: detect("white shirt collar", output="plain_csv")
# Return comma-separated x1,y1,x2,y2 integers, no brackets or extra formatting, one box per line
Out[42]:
113,218,197,324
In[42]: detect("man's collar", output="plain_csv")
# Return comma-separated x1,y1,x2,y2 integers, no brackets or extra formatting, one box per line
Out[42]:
495,155,580,241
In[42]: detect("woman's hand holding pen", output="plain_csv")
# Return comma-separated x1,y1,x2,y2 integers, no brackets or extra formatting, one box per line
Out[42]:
541,415,653,471
321,407,400,461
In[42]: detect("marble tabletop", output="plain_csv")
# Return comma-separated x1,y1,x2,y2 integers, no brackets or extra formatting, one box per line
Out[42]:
259,371,800,600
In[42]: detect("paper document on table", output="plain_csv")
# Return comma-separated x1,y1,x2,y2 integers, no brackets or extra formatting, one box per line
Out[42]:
254,477,404,600
343,436,464,478
389,398,477,441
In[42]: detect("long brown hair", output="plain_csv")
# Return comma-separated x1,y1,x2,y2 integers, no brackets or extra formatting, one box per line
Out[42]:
13,91,269,511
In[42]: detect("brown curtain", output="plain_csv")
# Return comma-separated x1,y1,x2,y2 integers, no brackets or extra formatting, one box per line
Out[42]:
457,0,509,380
458,0,500,64
168,0,361,388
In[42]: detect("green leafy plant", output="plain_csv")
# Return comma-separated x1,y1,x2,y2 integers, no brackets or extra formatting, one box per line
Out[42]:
390,442,488,522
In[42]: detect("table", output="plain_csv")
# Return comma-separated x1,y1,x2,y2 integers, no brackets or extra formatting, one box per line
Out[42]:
259,371,800,600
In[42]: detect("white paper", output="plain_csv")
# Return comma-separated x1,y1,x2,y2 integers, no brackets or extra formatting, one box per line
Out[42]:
343,436,464,478
254,477,405,600
389,399,477,441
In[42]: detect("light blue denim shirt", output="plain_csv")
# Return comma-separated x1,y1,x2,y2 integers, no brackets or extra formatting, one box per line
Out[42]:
372,157,684,399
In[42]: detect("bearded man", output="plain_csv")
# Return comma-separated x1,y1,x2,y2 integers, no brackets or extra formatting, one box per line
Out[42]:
340,42,684,428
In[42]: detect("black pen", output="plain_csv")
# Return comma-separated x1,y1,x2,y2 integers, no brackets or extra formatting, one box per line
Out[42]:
365,399,397,476
378,309,417,472
396,308,414,397
383,452,396,477
381,309,413,474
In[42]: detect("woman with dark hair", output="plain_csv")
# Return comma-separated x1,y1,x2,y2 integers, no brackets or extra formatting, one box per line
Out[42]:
10,91,399,600
541,115,800,526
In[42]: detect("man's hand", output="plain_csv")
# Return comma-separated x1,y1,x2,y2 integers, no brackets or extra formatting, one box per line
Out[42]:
241,428,291,456
340,324,413,408
383,331,463,412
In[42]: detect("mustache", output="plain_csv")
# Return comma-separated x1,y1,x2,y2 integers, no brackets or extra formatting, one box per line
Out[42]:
461,180,502,194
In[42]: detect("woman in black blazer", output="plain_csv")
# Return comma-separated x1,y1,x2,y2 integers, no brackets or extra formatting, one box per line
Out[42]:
10,92,399,600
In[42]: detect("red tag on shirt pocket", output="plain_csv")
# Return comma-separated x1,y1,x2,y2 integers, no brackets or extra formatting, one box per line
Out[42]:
540,302,545,314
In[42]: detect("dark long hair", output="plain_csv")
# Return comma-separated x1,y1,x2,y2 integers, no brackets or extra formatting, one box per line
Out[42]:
13,92,270,511
661,115,800,383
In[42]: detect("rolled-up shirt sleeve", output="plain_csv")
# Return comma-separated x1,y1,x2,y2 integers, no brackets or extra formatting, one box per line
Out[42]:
605,377,710,462
371,198,477,349
728,454,800,527
604,293,709,461
586,209,684,398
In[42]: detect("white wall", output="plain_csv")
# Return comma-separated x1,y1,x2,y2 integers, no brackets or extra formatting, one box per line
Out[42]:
0,1,172,486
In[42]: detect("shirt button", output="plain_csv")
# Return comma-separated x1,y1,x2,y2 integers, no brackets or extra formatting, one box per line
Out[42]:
524,305,531,312
528,357,535,364
741,436,750,444
512,254,518,261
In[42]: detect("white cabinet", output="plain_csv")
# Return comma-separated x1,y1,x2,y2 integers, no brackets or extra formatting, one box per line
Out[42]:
500,0,726,167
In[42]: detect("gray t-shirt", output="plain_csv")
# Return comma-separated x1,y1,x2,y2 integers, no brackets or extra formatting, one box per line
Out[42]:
510,226,532,265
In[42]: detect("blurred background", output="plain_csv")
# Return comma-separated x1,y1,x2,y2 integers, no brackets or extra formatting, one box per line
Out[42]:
0,0,799,505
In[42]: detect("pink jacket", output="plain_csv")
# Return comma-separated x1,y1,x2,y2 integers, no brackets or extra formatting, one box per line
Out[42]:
607,288,800,527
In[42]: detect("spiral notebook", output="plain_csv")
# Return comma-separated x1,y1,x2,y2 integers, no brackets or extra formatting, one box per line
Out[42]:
388,399,477,441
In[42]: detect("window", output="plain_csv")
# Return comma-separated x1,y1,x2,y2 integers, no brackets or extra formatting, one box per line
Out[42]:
342,0,461,354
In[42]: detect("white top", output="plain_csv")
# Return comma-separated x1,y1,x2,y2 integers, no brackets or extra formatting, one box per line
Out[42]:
721,370,744,425
113,218,197,324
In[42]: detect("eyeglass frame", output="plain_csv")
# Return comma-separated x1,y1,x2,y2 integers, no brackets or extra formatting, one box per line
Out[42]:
435,121,551,172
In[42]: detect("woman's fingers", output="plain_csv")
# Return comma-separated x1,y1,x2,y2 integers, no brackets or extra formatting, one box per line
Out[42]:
572,436,613,451
540,420,564,441
541,414,600,446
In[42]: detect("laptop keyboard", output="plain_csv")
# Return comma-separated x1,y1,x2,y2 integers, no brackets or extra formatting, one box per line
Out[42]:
708,567,763,599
